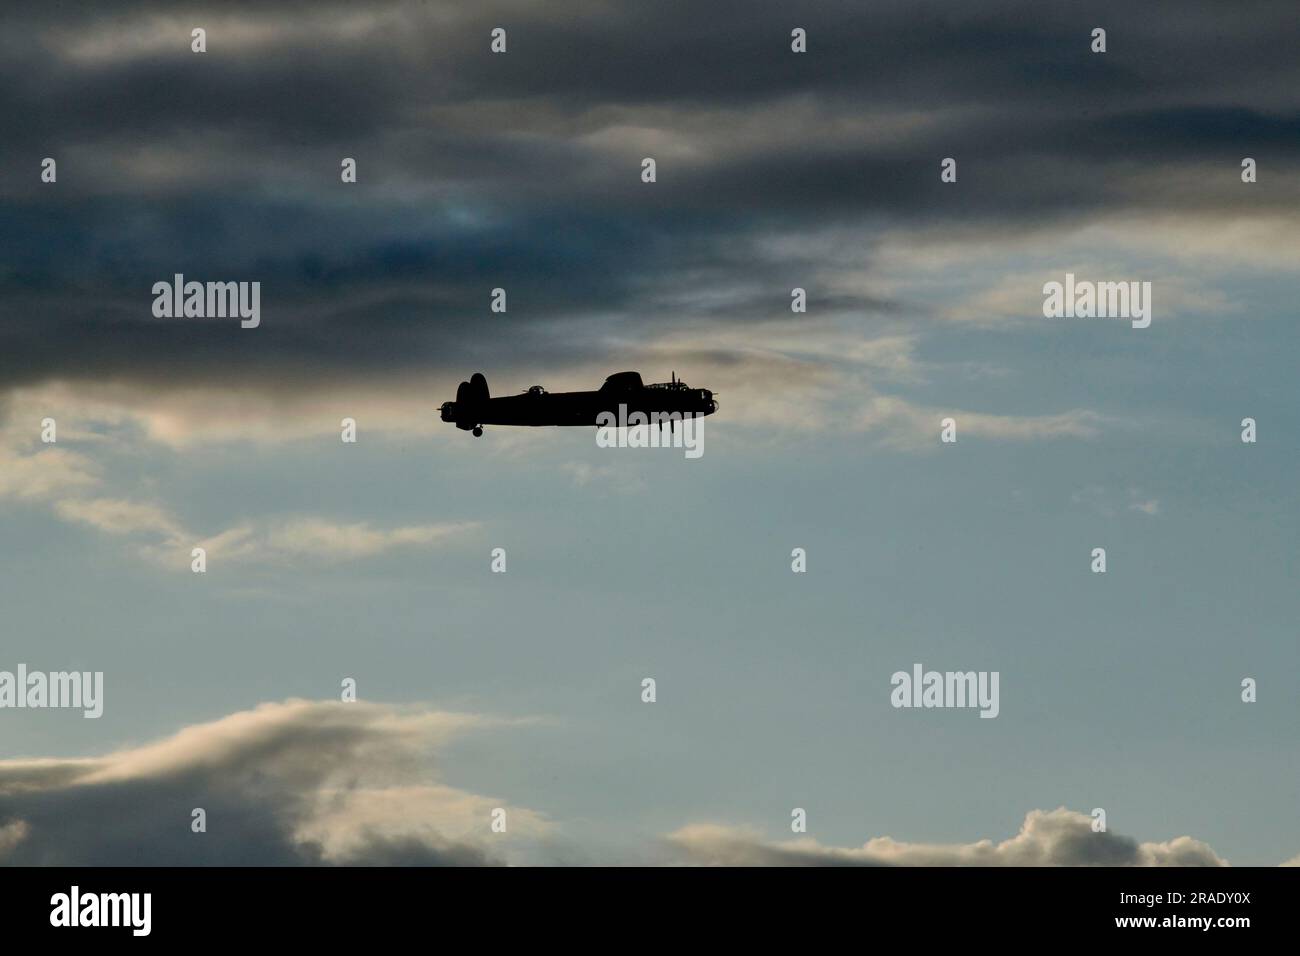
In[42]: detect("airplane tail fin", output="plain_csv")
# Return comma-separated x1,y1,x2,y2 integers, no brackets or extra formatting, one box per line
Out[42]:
445,373,490,430
455,373,489,406
470,372,489,401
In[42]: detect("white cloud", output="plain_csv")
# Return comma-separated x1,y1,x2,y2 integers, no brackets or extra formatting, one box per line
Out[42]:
667,808,1229,867
943,267,1235,328
193,517,480,564
1072,485,1162,518
0,699,547,866
0,710,1285,866
1,387,478,568
559,461,648,493
0,447,100,501
54,496,187,541
50,8,401,67
858,395,1104,450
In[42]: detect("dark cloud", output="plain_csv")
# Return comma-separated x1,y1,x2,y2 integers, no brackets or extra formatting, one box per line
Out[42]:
0,0,1295,395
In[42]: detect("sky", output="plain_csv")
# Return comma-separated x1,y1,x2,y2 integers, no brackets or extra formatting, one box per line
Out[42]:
0,0,1297,866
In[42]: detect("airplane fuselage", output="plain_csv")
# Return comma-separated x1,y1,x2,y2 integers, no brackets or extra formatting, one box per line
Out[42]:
440,371,717,436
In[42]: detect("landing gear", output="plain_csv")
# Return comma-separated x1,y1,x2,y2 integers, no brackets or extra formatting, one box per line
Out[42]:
472,426,483,437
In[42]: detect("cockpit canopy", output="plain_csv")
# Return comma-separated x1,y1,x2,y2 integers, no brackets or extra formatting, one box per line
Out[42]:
601,371,644,391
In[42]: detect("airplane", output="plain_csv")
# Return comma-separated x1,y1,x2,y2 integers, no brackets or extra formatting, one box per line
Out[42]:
440,371,718,437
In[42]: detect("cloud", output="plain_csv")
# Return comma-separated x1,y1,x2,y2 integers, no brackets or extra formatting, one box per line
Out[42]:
1,0,1296,410
1072,485,1163,518
2,459,467,576
0,447,100,501
666,808,1230,867
54,496,186,540
0,821,28,855
192,517,480,564
0,0,1283,476
857,395,1104,450
0,699,546,865
0,707,1277,867
559,461,647,493
0,388,478,566
943,267,1236,328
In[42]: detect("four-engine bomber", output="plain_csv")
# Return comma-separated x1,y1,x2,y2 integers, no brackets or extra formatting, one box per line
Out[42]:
440,371,717,437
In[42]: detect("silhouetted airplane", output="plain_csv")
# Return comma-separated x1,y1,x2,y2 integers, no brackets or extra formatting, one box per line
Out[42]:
440,371,718,436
